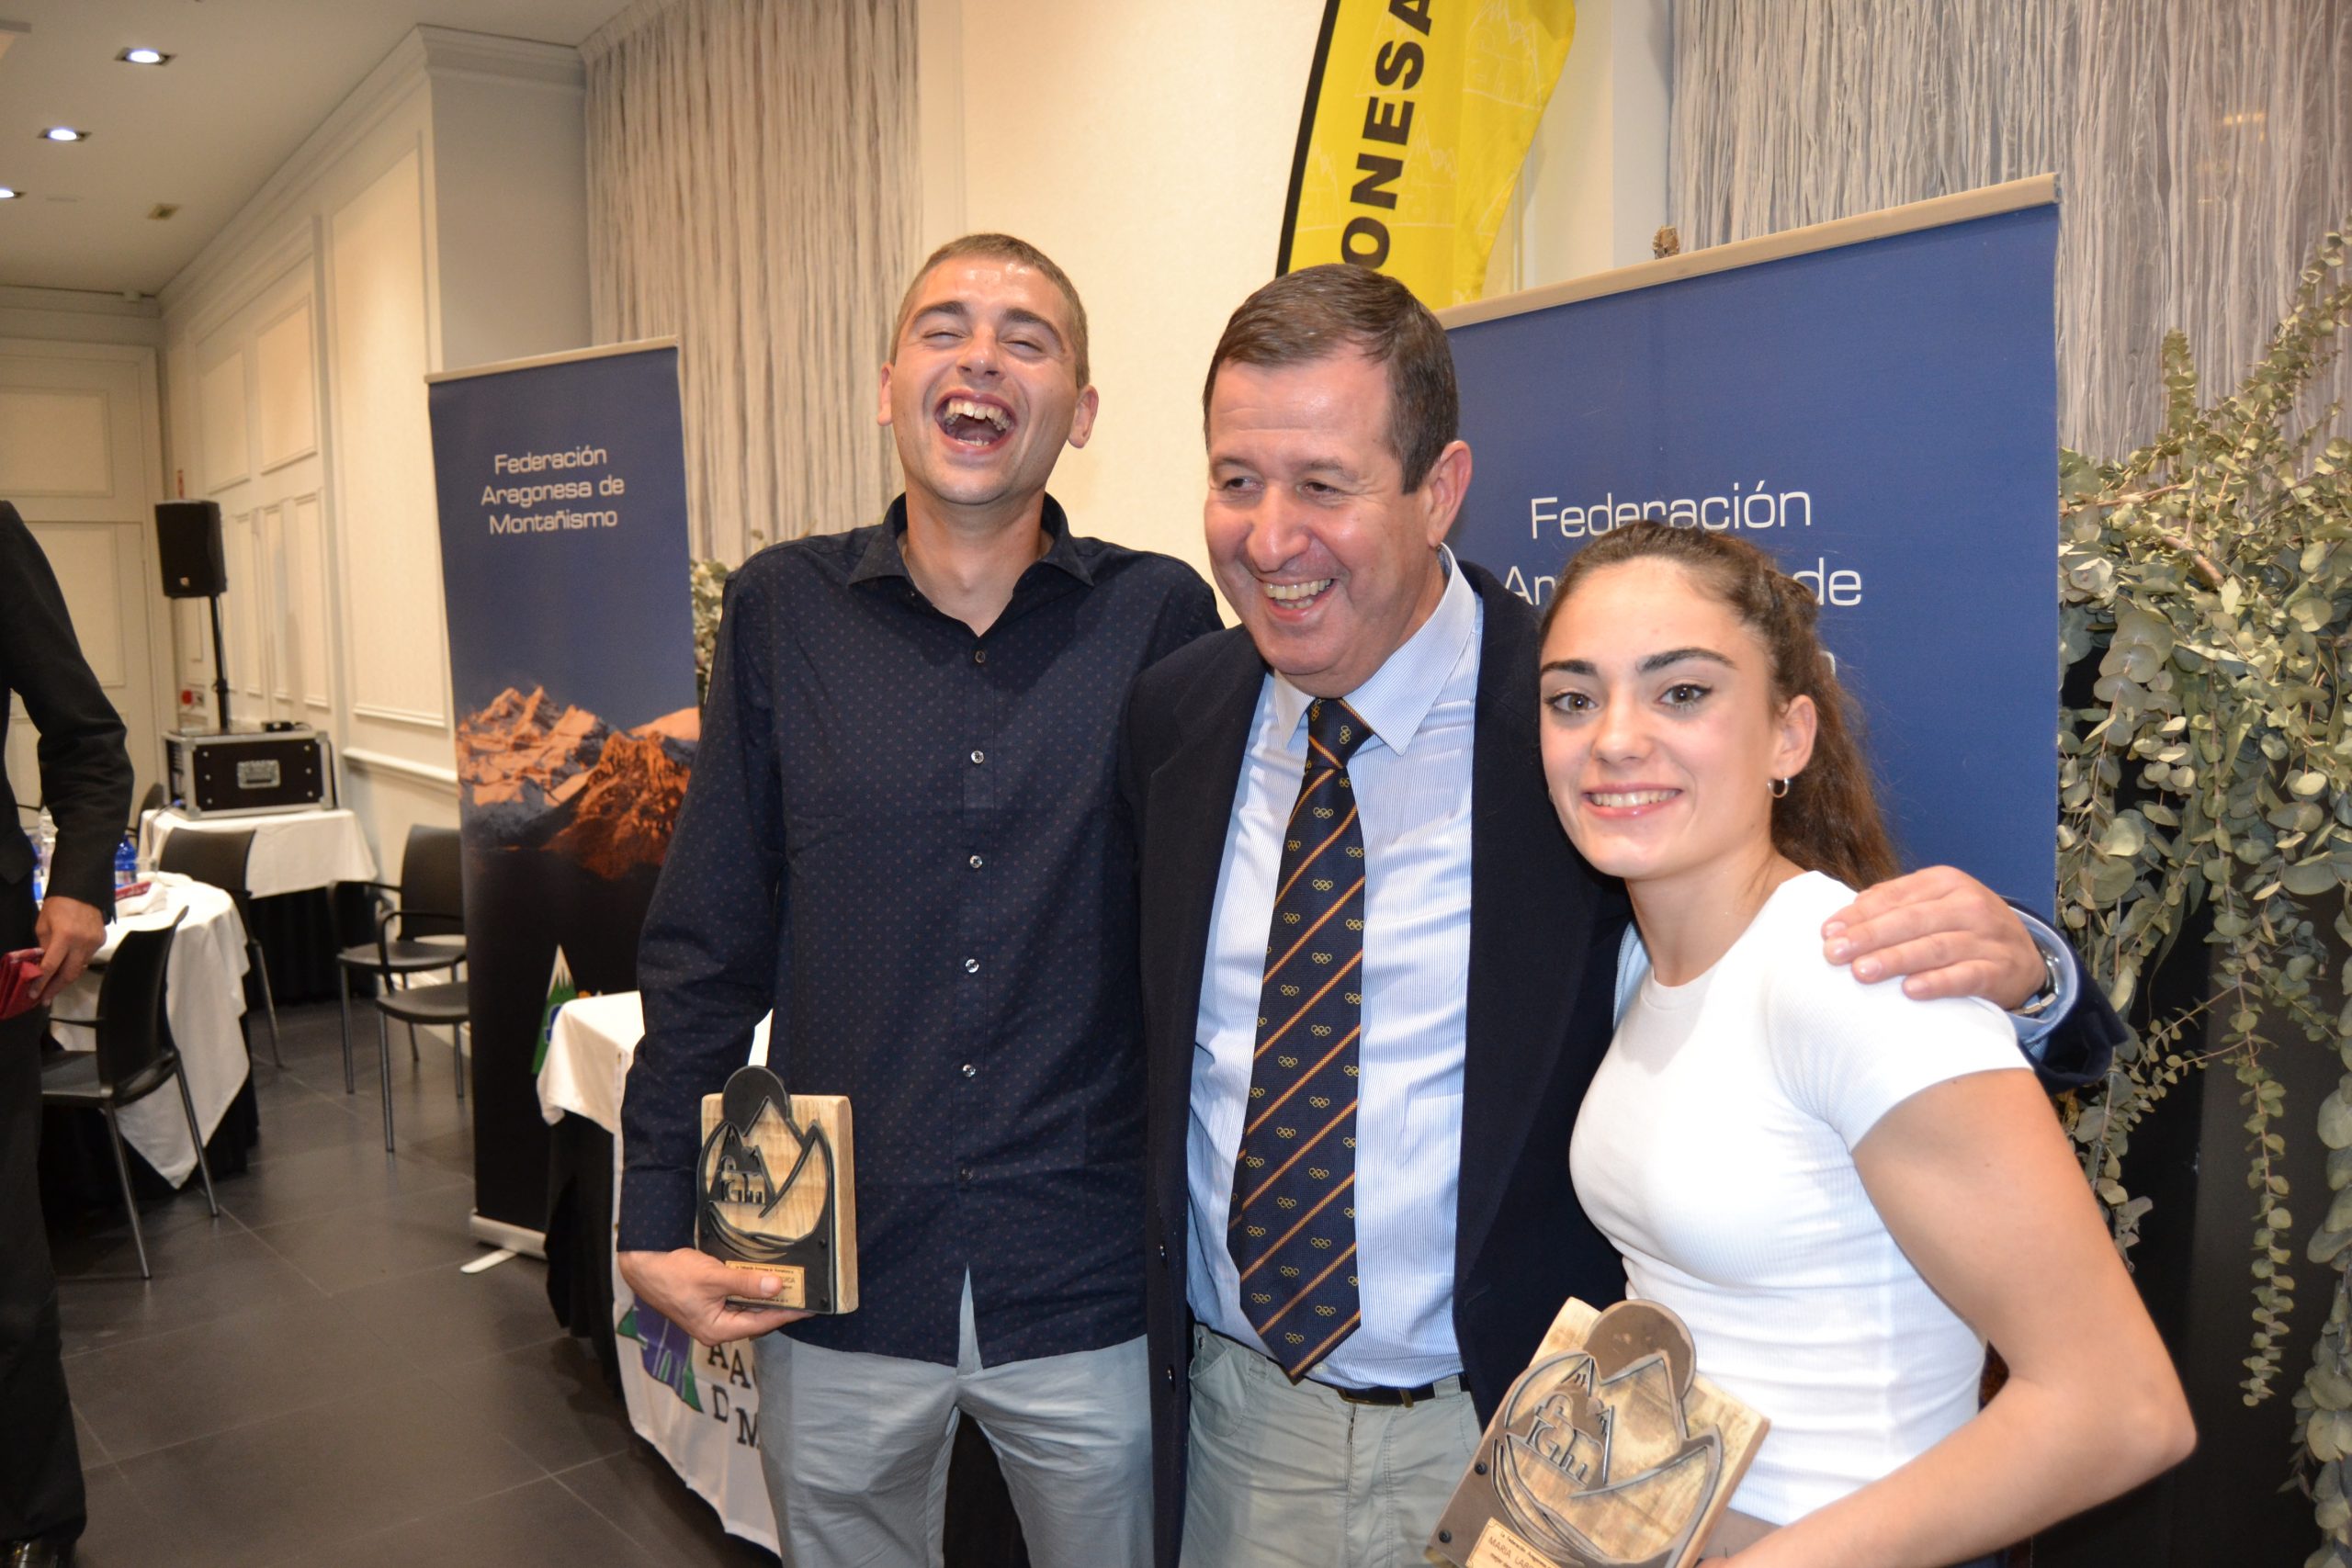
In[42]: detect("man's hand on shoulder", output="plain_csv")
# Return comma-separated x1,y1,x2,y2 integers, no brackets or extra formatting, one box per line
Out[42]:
617,1247,810,1344
1821,865,2045,1010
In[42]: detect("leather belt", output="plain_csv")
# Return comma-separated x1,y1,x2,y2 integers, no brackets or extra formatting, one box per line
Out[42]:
1330,1381,1437,1408
1325,1371,1466,1408
1195,1324,1467,1409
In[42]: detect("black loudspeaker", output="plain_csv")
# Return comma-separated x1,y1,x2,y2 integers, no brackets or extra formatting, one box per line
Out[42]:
155,500,227,598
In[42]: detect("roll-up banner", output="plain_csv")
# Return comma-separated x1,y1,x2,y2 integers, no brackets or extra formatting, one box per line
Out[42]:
1442,179,2062,906
426,341,699,1239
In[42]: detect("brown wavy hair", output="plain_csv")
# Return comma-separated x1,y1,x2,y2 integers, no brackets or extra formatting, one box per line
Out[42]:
1540,523,1900,888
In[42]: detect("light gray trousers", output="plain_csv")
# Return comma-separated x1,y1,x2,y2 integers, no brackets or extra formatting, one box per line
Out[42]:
753,1278,1151,1568
1180,1325,1481,1568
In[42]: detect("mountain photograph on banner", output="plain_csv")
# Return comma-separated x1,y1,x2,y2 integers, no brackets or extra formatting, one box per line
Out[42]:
458,683,697,877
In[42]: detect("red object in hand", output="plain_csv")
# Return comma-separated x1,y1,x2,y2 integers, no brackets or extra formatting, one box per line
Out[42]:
0,948,44,1021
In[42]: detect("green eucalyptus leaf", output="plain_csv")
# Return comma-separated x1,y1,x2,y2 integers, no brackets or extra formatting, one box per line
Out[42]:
2285,862,2346,897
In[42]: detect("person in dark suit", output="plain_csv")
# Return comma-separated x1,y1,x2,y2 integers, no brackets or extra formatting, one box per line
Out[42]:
1121,266,2126,1568
1,499,135,1567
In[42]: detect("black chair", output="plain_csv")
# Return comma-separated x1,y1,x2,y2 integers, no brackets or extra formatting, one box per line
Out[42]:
335,824,466,1102
370,974,470,1150
134,779,164,833
156,826,282,1066
40,915,220,1280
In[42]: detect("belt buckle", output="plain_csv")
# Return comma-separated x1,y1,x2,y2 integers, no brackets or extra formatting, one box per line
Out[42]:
1333,1382,1419,1408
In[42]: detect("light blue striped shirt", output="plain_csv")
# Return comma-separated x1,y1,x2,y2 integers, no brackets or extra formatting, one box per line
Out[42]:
1189,550,1482,1390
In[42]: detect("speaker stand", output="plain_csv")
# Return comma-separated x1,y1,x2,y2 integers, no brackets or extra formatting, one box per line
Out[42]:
208,592,232,733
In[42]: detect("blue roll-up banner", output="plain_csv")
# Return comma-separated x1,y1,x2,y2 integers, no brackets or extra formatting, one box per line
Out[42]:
427,341,699,1236
1446,190,2061,906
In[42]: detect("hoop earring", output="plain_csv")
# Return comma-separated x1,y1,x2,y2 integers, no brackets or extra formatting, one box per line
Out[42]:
1770,777,1791,799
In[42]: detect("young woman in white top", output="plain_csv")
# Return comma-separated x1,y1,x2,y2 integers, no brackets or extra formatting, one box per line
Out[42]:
1536,523,2191,1567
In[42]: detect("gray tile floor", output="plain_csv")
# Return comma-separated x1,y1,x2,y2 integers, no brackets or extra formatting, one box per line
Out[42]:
48,998,778,1568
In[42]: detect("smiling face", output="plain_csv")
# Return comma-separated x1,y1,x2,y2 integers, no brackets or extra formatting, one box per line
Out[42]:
1538,558,1816,897
1204,351,1468,698
879,255,1097,525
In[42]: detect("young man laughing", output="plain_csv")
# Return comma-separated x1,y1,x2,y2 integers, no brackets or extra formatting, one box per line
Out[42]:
619,235,1218,1568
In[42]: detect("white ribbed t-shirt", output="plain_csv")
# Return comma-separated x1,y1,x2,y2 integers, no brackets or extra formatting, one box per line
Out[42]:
1569,871,2029,1526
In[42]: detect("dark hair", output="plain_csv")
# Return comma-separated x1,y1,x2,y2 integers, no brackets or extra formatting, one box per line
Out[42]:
1203,264,1457,491
893,233,1091,387
1541,523,1900,888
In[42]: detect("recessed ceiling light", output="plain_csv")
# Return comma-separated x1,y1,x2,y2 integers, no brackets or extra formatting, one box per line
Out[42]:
0,187,19,201
42,127,88,143
119,47,174,66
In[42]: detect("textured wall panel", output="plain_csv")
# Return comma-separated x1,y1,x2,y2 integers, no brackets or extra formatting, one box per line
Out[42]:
0,388,112,497
199,352,250,491
329,147,449,729
256,300,319,471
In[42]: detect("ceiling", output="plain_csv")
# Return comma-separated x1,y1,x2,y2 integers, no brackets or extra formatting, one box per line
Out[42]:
0,0,633,298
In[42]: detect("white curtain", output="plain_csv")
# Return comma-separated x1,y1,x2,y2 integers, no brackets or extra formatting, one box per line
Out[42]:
583,0,920,563
1668,0,2352,460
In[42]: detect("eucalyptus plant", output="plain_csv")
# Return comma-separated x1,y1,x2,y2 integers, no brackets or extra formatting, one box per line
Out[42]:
689,555,731,705
2054,220,2352,1560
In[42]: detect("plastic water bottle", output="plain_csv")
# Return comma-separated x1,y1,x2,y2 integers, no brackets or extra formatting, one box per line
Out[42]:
30,807,54,904
115,831,139,890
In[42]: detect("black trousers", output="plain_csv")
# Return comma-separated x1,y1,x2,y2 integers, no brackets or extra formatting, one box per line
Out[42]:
0,888,84,1548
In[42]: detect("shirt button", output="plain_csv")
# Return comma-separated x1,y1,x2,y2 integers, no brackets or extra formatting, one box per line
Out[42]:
973,649,987,664
961,1063,977,1078
963,957,980,974
969,749,985,764
968,854,983,870
1163,1366,1176,1388
958,1167,974,1184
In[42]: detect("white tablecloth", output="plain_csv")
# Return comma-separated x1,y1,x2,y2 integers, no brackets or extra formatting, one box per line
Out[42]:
537,991,776,1552
50,872,252,1186
140,807,379,898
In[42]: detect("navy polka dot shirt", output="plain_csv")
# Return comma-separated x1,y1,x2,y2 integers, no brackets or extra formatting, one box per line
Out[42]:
621,496,1220,1366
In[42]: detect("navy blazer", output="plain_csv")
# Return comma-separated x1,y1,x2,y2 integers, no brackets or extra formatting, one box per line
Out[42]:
1122,561,2122,1568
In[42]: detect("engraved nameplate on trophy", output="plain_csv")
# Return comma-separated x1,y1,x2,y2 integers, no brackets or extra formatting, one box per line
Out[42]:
695,1063,858,1314
1430,1298,1767,1568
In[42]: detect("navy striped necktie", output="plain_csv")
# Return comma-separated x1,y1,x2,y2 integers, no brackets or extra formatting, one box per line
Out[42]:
1228,696,1371,1379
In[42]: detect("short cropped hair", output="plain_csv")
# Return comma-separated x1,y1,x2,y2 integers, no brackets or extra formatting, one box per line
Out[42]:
891,233,1091,389
1202,265,1458,491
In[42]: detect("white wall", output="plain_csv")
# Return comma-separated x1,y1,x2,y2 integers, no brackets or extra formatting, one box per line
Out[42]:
156,27,590,873
915,0,1672,597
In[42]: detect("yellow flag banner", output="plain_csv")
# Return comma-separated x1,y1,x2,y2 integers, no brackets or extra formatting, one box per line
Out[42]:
1278,0,1576,308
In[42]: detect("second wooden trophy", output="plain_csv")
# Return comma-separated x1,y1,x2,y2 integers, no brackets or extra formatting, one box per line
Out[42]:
695,1062,857,1314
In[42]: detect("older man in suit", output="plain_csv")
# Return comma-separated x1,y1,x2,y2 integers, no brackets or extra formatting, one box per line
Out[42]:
1122,266,2122,1568
1,499,135,1568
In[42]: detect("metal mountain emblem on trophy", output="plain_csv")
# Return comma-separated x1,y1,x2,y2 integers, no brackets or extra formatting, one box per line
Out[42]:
695,1063,857,1314
1430,1299,1766,1568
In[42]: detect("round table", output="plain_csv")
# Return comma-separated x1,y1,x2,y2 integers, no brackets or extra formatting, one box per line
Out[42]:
138,807,381,1002
49,873,252,1188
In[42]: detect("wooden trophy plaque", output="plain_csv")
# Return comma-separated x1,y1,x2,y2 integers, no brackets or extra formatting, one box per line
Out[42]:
1430,1298,1767,1568
695,1063,857,1314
